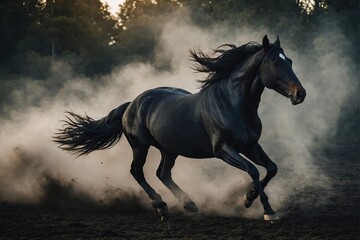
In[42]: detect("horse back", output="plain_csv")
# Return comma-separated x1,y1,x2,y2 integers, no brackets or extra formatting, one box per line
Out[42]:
122,87,213,158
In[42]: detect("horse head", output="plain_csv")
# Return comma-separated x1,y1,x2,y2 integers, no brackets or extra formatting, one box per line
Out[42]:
260,35,306,105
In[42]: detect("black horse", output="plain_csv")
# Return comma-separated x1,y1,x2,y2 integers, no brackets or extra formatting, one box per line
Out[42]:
54,36,306,221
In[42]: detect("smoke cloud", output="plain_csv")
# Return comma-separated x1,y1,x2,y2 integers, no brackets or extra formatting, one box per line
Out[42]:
0,10,355,218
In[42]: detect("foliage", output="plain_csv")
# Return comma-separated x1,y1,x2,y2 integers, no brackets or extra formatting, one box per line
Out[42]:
0,0,357,76
0,0,119,77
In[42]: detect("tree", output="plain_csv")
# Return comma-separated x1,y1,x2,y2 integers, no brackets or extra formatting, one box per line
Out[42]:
0,0,42,72
112,0,182,67
29,0,119,75
0,0,120,77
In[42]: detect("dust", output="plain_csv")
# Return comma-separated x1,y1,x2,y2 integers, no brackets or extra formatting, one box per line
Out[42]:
0,10,355,218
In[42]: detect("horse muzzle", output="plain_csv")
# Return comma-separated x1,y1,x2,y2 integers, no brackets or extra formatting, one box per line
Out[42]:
290,87,306,105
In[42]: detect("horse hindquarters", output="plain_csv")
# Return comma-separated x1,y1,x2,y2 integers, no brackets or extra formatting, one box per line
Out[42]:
122,91,199,219
122,97,173,220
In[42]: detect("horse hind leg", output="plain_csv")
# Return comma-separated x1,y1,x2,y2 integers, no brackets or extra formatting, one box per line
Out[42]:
130,145,169,221
156,150,198,213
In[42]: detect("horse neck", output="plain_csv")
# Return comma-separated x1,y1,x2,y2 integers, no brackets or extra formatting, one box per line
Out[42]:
197,50,265,114
226,50,265,108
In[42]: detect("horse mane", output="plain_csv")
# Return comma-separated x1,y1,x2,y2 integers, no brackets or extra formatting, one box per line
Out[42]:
190,41,263,90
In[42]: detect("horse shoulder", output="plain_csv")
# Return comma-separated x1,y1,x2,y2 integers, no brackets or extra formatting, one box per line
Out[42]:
199,102,262,153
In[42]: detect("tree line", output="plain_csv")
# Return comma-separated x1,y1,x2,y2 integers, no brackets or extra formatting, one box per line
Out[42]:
0,0,357,77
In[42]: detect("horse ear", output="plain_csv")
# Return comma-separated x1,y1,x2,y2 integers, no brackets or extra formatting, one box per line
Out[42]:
274,35,280,47
262,35,270,52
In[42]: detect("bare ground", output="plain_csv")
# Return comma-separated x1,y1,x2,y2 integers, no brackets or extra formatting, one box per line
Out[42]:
0,145,359,240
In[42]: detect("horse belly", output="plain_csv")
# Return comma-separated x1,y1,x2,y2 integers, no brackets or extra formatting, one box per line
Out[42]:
148,106,213,157
153,127,214,158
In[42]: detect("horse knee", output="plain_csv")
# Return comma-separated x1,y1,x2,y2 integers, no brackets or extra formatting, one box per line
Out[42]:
267,162,278,177
248,165,260,180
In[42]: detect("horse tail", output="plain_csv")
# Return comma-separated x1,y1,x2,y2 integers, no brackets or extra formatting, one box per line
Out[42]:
53,102,131,156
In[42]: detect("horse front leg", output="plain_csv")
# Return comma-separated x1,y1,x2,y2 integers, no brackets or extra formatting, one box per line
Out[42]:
217,144,278,221
242,144,278,211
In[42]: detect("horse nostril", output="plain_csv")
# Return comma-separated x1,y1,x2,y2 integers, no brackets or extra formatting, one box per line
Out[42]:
295,89,306,102
296,91,302,99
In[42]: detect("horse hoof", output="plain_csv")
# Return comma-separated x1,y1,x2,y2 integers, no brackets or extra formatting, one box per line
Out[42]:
157,206,169,222
152,201,169,221
243,194,253,208
264,213,280,221
183,201,198,212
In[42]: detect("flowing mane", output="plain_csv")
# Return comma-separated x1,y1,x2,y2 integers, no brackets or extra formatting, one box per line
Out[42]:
190,42,263,89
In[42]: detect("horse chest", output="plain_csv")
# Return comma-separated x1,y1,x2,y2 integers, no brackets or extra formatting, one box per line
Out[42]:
231,123,260,147
233,126,260,147
226,116,262,148
205,108,262,149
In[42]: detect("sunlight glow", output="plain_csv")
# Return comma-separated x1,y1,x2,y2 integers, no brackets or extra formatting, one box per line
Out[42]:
100,0,126,15
298,0,328,14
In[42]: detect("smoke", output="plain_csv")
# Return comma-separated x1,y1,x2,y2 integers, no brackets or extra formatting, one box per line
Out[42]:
0,10,355,218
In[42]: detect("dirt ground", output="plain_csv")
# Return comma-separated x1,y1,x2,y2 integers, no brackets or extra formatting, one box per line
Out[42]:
0,145,359,240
